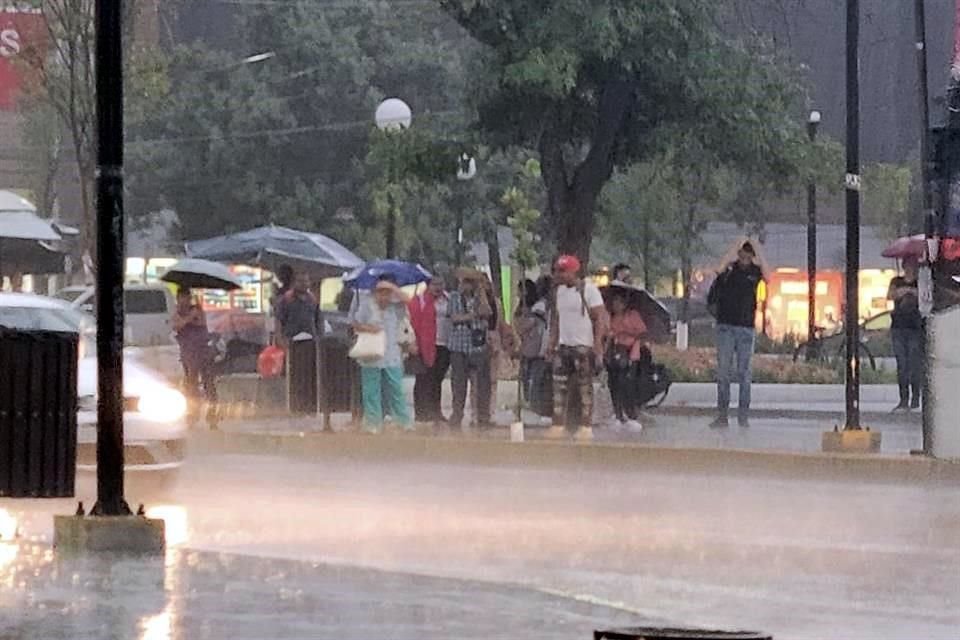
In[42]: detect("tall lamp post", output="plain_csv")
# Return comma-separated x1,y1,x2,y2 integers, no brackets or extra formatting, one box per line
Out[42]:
913,0,935,455
844,0,862,430
375,98,412,259
92,0,128,516
806,110,821,361
455,153,477,266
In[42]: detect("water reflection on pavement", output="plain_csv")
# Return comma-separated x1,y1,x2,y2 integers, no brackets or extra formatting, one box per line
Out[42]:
0,541,643,640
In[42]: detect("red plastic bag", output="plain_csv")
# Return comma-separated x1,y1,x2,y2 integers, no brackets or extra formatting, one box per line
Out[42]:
257,345,286,379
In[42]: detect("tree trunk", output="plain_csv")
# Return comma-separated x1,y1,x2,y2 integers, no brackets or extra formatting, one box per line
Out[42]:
679,201,698,325
642,211,651,290
484,221,504,316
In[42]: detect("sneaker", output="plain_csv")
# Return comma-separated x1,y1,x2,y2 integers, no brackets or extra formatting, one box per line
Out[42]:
891,404,910,414
622,419,644,433
573,426,594,441
545,425,568,439
910,399,921,411
608,419,625,432
709,416,730,428
737,416,751,428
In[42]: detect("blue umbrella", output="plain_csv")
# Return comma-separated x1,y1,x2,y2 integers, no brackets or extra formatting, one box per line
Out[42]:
185,225,363,278
342,260,432,289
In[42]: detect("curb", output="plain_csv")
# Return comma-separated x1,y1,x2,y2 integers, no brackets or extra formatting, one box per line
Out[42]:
652,406,922,425
188,429,960,486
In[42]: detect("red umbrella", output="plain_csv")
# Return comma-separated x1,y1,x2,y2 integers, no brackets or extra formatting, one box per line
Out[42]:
881,234,926,259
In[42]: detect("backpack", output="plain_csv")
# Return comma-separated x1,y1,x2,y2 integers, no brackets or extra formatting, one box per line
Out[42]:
520,309,547,359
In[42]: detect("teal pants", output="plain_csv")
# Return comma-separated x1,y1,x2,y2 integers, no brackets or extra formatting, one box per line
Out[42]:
361,366,412,432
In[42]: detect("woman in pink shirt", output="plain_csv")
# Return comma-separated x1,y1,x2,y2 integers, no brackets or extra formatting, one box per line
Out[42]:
606,293,646,431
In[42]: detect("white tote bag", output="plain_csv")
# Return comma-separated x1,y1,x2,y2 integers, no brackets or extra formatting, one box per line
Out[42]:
349,302,386,362
349,330,386,362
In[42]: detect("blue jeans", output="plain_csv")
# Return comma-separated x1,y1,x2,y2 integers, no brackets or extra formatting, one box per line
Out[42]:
716,324,756,419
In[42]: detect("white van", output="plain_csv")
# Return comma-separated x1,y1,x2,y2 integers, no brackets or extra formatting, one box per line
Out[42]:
54,284,176,347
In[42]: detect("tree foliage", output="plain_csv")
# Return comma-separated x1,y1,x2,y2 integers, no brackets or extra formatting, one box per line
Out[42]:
128,0,474,248
439,0,812,261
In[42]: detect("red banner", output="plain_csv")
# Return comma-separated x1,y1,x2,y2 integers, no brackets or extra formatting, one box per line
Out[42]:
0,8,46,110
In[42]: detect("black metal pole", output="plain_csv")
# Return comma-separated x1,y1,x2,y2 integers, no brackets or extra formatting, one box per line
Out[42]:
844,0,861,429
806,117,819,361
386,190,396,259
92,0,129,516
914,0,935,454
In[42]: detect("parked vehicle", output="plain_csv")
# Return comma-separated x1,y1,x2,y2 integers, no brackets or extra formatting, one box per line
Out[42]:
0,292,187,478
54,284,176,347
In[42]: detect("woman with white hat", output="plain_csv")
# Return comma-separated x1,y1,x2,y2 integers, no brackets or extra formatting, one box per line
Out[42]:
352,278,415,433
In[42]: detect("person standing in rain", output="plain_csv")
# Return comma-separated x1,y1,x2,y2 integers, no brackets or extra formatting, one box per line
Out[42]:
172,287,219,429
353,279,414,433
606,292,646,432
408,277,450,424
888,257,924,412
707,241,764,427
612,263,632,285
275,272,322,343
446,269,493,430
547,255,607,439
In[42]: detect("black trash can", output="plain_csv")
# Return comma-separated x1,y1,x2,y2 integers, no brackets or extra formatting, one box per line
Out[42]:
287,335,318,415
0,328,78,498
319,335,360,424
595,629,771,640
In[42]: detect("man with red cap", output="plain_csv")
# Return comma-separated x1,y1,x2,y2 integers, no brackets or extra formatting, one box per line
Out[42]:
547,254,608,439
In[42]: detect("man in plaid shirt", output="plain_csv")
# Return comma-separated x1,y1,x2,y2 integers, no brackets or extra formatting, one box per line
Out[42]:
446,270,493,429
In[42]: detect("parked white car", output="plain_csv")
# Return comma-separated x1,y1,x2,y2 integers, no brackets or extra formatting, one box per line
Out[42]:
53,284,176,347
0,292,187,476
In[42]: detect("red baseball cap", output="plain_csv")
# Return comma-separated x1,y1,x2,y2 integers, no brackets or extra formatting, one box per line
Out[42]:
555,254,581,273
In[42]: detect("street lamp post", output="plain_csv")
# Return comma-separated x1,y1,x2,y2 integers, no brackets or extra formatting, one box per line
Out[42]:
844,0,862,430
375,98,412,260
806,110,821,362
455,153,477,267
92,0,128,516
913,0,935,454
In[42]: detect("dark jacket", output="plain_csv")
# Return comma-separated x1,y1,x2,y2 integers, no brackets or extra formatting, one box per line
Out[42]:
708,263,763,329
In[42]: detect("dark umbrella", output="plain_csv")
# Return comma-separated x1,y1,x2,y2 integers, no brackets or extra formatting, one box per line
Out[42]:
160,258,243,291
343,260,432,289
600,281,672,342
184,225,363,278
0,209,68,277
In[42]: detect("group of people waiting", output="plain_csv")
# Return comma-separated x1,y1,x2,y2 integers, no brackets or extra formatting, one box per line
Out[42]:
348,255,656,437
351,269,507,433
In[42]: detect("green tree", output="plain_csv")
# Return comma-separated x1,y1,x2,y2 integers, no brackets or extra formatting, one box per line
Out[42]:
862,163,913,241
440,0,810,262
18,0,146,263
128,0,474,245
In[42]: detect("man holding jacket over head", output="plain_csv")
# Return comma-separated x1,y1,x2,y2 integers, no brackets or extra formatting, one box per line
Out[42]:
707,241,764,428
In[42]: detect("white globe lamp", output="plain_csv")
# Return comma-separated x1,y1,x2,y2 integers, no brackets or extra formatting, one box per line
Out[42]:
375,98,412,131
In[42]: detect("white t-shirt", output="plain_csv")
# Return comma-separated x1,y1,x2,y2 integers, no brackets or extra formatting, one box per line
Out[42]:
555,281,604,347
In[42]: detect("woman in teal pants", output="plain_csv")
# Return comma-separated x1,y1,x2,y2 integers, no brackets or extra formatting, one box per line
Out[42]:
352,280,414,433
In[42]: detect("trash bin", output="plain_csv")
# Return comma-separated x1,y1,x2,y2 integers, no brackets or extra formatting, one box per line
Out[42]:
595,629,771,640
287,333,318,415
319,335,360,424
0,328,78,498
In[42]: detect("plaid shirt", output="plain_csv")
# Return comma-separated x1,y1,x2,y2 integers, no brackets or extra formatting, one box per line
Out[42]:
446,290,488,354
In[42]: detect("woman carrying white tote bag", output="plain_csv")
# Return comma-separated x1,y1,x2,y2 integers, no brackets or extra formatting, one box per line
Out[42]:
350,280,415,433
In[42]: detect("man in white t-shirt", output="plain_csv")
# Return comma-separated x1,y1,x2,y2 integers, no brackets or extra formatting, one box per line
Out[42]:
546,254,607,438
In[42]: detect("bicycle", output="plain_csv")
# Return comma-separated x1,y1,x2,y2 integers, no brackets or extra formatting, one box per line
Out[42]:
792,325,877,371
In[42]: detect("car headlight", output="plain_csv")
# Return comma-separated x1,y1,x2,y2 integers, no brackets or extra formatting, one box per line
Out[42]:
136,388,187,423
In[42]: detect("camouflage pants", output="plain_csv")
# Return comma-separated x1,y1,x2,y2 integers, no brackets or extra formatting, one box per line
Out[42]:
553,346,596,429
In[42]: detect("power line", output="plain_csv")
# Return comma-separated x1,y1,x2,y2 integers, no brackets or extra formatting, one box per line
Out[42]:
127,108,463,147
